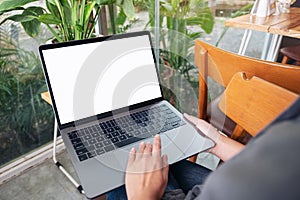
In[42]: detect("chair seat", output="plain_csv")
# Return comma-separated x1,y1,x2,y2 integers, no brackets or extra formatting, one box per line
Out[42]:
280,44,300,61
207,95,252,145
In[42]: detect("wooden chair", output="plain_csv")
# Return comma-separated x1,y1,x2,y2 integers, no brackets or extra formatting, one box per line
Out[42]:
190,40,300,161
280,44,300,66
218,72,298,137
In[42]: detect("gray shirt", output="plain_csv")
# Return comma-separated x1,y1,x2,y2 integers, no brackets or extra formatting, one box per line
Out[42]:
183,97,300,200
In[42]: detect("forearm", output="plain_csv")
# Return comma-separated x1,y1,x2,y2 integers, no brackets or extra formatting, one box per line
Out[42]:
210,134,245,161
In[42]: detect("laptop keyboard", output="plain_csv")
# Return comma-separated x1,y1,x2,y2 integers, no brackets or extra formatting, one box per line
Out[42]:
68,104,185,162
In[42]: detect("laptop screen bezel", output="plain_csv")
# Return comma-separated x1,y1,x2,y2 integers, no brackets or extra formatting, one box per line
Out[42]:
39,31,164,129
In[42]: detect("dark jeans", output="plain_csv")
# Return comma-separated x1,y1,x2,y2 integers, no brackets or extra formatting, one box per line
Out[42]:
106,160,212,200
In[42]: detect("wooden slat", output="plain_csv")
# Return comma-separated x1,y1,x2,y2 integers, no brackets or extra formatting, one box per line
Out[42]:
218,72,298,136
225,7,300,39
195,40,300,94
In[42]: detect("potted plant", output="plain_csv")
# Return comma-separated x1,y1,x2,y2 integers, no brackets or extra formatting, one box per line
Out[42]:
144,0,214,114
0,0,135,42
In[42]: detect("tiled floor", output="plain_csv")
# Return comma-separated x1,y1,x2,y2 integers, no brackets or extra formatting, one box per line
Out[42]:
0,147,218,200
0,150,89,200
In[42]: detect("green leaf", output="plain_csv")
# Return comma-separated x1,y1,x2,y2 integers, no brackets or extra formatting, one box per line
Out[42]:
122,0,135,20
24,6,44,16
186,8,214,34
46,0,60,19
60,0,72,24
47,0,56,5
0,6,43,26
19,7,43,37
0,0,38,12
116,8,126,26
83,2,96,25
95,0,113,5
21,19,41,37
3,14,36,22
38,14,61,24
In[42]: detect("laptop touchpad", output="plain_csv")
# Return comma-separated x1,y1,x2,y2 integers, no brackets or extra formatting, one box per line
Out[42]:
114,134,183,172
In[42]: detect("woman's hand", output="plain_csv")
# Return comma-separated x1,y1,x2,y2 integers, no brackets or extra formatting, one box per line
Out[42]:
125,135,169,200
184,113,245,161
184,113,221,154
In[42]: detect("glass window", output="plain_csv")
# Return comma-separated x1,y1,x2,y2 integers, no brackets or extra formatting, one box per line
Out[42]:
0,21,54,166
0,0,254,167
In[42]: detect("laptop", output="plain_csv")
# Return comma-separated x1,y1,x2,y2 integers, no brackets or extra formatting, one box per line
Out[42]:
39,31,214,199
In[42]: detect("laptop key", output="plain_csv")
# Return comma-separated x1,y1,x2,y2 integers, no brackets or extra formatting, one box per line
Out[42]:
74,143,85,150
114,137,143,148
91,132,100,137
134,130,141,135
121,123,128,128
105,133,113,139
95,142,104,149
111,137,119,143
84,134,92,140
119,135,127,141
86,145,96,152
68,131,78,139
79,154,88,161
104,145,115,152
103,140,112,146
87,151,97,158
100,123,107,129
107,127,114,133
96,136,105,142
89,138,97,145
96,148,105,155
112,132,120,137
126,133,134,138
71,138,82,145
76,148,88,155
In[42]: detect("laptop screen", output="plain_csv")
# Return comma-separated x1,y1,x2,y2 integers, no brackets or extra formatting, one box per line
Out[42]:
40,33,162,125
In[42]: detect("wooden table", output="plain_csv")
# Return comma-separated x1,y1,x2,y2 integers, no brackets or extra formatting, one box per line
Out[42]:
225,7,300,61
41,92,51,105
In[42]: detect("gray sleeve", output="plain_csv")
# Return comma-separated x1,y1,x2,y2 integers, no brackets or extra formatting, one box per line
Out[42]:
198,116,300,200
184,185,204,200
162,189,185,200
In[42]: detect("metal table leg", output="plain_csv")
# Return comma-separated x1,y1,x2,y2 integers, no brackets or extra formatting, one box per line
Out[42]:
266,34,283,61
238,29,252,55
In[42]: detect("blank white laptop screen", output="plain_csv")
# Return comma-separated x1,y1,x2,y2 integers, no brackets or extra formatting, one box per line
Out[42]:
41,35,162,124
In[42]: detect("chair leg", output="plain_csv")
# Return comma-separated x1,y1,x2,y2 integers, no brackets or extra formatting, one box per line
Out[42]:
188,155,198,163
231,125,244,140
281,55,289,64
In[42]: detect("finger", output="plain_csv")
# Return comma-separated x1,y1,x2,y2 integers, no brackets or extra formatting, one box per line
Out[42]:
183,113,200,126
153,134,162,154
137,141,146,158
144,142,153,157
184,113,211,133
127,147,136,164
162,154,169,181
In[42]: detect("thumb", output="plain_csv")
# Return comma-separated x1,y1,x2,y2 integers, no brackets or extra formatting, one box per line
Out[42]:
162,154,169,181
184,113,220,142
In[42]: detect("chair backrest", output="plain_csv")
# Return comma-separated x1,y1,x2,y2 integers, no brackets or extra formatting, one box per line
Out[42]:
194,40,300,120
219,72,298,137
